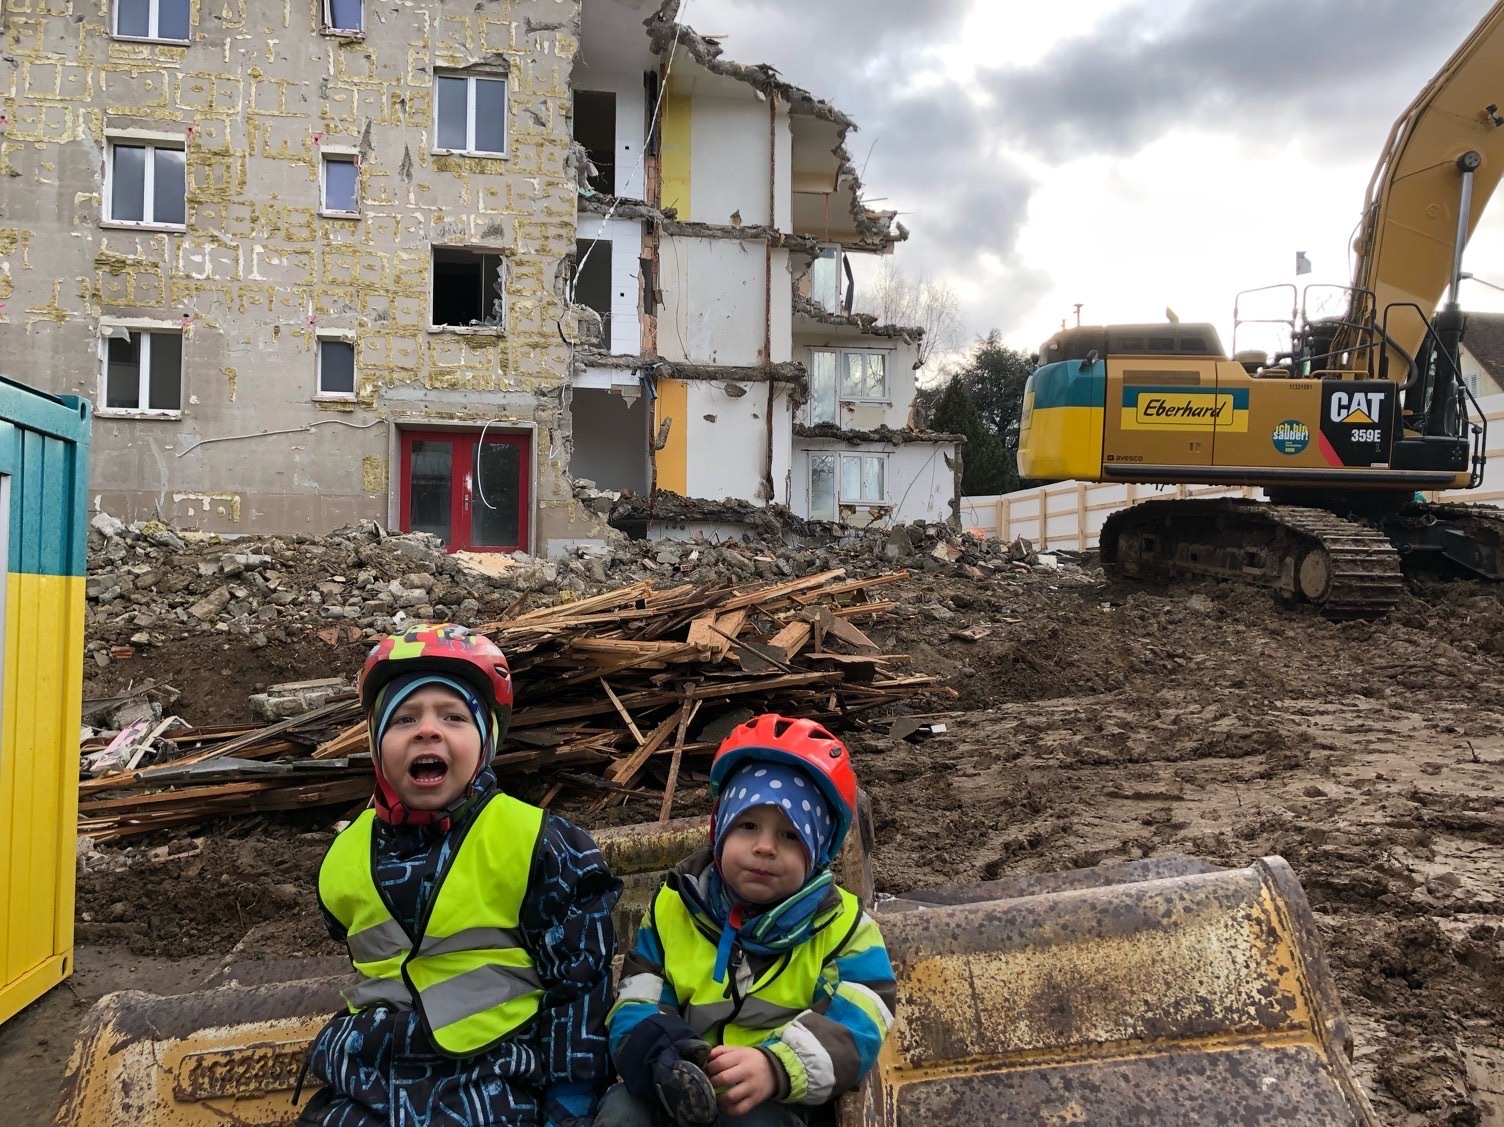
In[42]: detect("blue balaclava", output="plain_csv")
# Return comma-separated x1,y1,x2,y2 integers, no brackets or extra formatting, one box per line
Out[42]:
369,671,496,827
713,760,835,876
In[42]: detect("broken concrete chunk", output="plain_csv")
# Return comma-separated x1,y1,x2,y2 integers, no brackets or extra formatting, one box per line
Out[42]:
188,586,233,620
90,512,127,539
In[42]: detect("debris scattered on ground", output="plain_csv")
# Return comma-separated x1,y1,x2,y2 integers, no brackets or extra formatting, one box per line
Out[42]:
77,567,940,840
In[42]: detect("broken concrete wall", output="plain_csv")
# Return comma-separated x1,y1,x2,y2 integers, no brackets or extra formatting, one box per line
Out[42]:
3,0,584,550
657,239,791,366
663,95,791,229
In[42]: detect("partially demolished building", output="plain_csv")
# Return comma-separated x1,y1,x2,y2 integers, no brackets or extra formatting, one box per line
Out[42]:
2,0,958,553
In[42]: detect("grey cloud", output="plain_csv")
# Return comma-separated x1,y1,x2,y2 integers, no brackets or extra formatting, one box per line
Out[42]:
981,0,1497,161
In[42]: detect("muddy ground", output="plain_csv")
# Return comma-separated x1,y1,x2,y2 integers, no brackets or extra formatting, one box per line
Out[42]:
4,564,1503,1125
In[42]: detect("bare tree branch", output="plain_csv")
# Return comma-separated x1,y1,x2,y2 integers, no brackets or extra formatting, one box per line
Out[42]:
863,261,963,369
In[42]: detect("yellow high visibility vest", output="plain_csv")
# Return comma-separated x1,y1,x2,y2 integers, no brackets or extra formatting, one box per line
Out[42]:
652,881,861,1046
317,792,545,1057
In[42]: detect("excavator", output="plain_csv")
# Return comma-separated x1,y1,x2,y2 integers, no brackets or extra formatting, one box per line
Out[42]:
55,8,1504,1127
1017,0,1504,616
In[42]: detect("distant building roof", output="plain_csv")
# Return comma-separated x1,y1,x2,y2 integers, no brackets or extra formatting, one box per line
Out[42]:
1465,311,1504,379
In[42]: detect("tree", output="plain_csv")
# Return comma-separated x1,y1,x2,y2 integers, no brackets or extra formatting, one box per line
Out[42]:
866,261,963,369
922,333,1040,495
929,373,1011,496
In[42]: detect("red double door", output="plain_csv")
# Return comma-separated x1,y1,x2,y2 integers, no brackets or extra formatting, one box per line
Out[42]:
398,430,530,553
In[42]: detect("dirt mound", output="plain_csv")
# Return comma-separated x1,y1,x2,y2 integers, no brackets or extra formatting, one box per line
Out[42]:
11,548,1502,1125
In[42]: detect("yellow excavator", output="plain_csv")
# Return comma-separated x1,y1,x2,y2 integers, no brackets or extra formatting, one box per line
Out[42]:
1018,1,1504,616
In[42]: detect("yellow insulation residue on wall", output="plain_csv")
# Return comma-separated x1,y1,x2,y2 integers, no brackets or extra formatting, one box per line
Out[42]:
660,94,692,219
654,378,688,495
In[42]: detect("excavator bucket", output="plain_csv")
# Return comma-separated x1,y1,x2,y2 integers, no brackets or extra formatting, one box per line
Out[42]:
51,813,874,1126
54,812,1371,1125
840,856,1379,1126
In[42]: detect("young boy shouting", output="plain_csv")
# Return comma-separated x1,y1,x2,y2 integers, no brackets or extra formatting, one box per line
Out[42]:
601,714,895,1127
299,624,621,1127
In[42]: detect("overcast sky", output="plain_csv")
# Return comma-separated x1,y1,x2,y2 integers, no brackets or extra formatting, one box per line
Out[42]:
678,0,1504,362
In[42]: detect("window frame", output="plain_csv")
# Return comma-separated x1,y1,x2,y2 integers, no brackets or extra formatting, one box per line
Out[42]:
104,139,187,230
432,73,509,158
98,326,184,419
839,452,888,505
315,336,357,400
429,246,508,333
807,450,889,516
321,0,363,34
806,347,890,424
112,0,190,43
319,151,360,217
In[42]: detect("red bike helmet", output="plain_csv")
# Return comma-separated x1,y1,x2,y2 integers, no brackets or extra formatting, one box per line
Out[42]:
359,623,514,735
710,714,858,855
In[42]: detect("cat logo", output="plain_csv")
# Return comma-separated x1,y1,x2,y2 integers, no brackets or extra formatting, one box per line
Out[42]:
1328,389,1386,425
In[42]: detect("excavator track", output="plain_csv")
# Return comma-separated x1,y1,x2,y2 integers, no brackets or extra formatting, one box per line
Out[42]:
1101,498,1405,618
1383,502,1504,580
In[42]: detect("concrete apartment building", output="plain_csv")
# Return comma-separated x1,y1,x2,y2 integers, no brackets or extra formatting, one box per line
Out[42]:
1,0,957,554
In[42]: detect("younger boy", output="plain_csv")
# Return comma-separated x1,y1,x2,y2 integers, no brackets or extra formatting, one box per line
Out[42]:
601,714,895,1127
299,624,622,1127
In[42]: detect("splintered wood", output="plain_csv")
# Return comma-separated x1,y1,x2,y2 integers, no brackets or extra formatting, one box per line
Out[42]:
77,569,933,842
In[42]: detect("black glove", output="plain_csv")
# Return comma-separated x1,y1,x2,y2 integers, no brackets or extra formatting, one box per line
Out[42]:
616,1014,717,1127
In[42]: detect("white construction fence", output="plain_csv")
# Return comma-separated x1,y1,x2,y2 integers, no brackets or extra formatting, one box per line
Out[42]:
964,394,1504,552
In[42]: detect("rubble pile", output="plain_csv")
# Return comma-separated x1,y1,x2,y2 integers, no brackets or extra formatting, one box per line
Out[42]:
85,508,1081,664
77,566,940,842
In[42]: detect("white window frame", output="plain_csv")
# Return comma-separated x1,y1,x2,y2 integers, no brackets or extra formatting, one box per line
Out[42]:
97,323,184,419
808,246,843,312
104,139,187,229
806,347,890,424
322,0,363,33
807,450,889,515
319,150,360,216
112,0,190,42
316,335,357,400
839,452,888,505
433,74,508,158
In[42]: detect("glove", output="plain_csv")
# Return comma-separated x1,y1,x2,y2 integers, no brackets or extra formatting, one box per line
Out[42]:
615,1014,718,1127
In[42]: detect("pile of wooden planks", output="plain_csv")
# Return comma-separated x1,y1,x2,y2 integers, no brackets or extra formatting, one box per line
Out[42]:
78,569,937,842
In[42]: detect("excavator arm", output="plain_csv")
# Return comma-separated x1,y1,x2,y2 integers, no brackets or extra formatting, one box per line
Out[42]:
1343,1,1504,377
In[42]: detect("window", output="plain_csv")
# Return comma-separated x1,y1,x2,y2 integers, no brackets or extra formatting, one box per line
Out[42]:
114,0,189,40
107,142,186,227
572,239,612,344
103,330,182,415
841,454,886,503
573,90,616,194
321,154,359,215
432,248,506,328
435,75,507,156
323,0,361,32
808,247,841,311
806,349,888,423
808,452,887,518
318,339,356,398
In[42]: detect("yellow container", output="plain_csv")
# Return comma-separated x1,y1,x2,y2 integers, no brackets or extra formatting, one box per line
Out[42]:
0,379,90,1027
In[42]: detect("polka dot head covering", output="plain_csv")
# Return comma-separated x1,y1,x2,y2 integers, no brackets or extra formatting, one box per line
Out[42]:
712,760,835,875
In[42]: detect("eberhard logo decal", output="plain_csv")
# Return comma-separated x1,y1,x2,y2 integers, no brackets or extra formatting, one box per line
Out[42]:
1119,387,1248,432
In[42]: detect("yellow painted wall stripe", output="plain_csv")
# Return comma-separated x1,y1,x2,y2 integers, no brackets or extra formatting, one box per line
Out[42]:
660,94,692,221
0,572,83,1025
655,378,689,495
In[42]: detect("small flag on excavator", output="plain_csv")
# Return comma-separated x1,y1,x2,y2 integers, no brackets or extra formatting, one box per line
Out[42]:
1295,250,1312,275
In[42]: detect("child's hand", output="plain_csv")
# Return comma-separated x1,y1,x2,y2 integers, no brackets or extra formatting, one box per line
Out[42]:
705,1045,778,1116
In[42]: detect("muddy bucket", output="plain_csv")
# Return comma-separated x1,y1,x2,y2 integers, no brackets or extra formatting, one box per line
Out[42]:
842,856,1379,1126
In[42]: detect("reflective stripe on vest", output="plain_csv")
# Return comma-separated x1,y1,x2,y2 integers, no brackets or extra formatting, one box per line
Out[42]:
652,882,861,1047
317,793,546,1056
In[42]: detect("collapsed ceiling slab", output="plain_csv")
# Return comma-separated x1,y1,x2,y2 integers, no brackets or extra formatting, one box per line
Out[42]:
645,0,907,250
